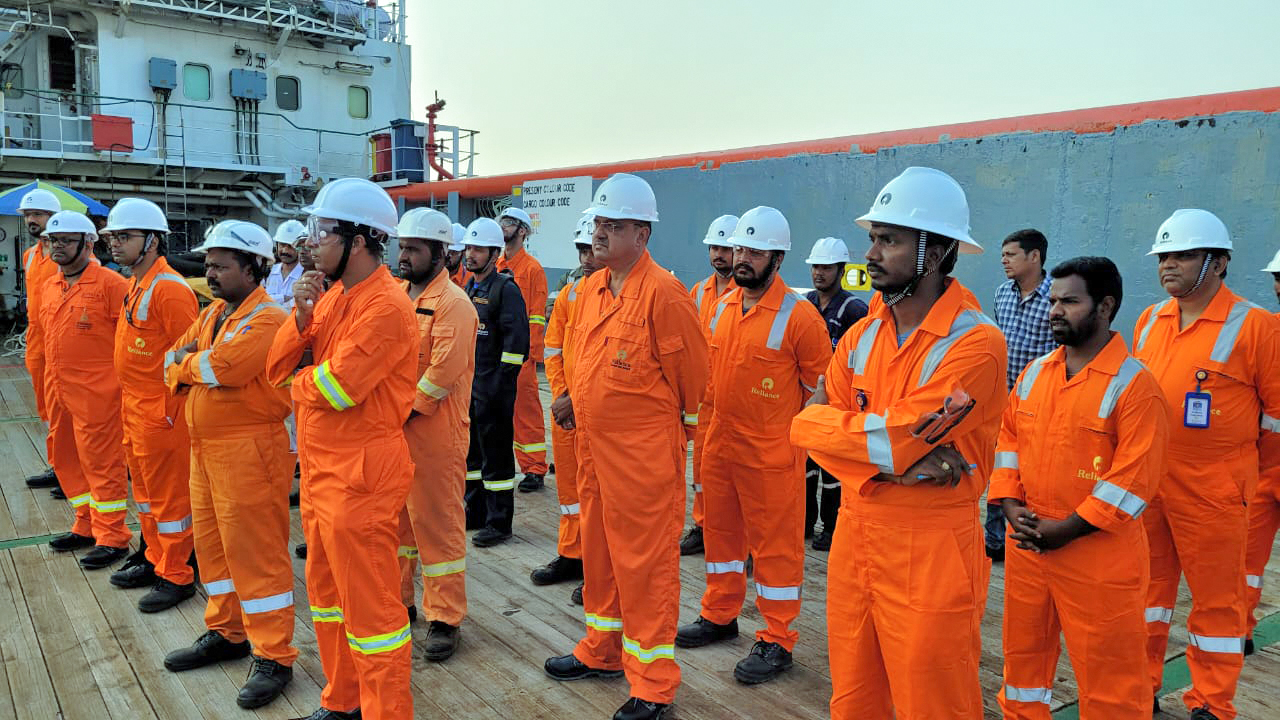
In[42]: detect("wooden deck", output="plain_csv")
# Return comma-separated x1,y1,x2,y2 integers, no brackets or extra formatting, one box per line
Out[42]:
0,360,1277,719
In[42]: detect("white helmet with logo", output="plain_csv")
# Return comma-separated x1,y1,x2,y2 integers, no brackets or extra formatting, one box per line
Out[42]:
498,206,533,231
20,188,62,214
397,207,452,243
806,237,851,265
856,167,981,253
273,219,306,247
42,210,98,241
449,223,466,252
104,197,170,234
575,214,595,247
194,220,275,261
303,177,398,237
731,206,790,252
583,173,659,222
1148,209,1233,256
463,217,505,249
703,214,739,247
1263,248,1280,273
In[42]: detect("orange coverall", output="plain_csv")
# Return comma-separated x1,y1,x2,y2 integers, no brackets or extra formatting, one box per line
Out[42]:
1132,285,1280,719
266,265,417,720
688,274,735,528
544,277,585,560
37,261,132,546
790,279,1007,720
699,279,829,650
115,257,199,585
450,265,470,288
395,270,477,626
990,335,1169,719
23,244,58,464
498,247,549,475
1246,310,1280,636
166,285,297,664
569,250,707,704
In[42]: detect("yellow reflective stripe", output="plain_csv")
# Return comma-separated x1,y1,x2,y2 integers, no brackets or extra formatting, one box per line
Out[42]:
90,498,128,513
346,623,412,655
422,557,466,577
68,493,92,508
622,636,675,663
513,440,547,453
310,605,344,623
417,376,449,400
484,477,517,491
529,315,547,326
466,470,483,480
585,613,623,632
313,360,355,411
500,351,525,365
397,546,419,559
683,412,698,426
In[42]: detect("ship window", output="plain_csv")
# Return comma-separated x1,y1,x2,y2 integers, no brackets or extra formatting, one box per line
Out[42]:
0,63,22,99
183,63,210,102
276,76,299,111
48,36,75,91
347,85,368,119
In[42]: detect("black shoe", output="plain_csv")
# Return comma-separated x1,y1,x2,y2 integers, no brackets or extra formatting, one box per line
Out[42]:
518,473,545,492
613,697,669,720
424,621,460,662
985,544,1005,563
472,527,512,547
299,708,361,720
289,490,300,508
110,554,157,588
570,583,583,605
1190,708,1220,720
679,526,703,556
733,640,793,684
237,656,292,709
812,530,833,552
804,524,815,539
294,543,307,559
164,630,251,672
138,579,197,613
407,605,417,623
25,467,58,488
531,555,583,585
79,545,128,569
1153,696,1160,714
50,487,66,500
675,616,738,649
49,532,94,552
1244,636,1254,656
544,654,624,681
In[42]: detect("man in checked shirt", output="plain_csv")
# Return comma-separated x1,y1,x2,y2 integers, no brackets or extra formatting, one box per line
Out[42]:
989,228,1056,562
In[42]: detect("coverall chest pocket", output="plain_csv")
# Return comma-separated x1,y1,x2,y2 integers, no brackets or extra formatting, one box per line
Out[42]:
1070,420,1115,500
747,351,795,411
603,315,649,387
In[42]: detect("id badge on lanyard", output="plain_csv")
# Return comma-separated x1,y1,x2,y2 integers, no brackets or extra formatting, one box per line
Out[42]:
1184,369,1211,429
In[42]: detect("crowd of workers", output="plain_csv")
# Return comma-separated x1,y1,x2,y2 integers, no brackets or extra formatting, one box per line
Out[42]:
10,164,1280,720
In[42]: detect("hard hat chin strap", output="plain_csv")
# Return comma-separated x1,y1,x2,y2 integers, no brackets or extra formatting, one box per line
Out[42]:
327,233,355,283
1174,254,1213,298
129,232,158,268
884,230,930,307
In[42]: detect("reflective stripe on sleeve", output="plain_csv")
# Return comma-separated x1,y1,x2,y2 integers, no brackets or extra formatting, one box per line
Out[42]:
501,352,525,365
197,349,219,386
995,451,1019,470
1246,574,1262,589
544,347,563,357
417,376,448,399
863,413,895,473
314,360,355,410
1090,480,1147,518
529,315,547,326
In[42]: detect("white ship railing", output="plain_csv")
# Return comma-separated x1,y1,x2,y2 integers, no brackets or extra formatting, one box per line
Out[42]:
100,0,407,45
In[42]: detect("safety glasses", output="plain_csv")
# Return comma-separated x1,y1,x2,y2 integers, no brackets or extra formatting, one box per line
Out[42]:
910,389,976,445
306,216,340,244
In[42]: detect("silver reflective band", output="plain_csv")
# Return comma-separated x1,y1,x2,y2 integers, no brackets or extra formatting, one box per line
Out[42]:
755,583,801,601
136,272,189,322
1246,574,1262,589
691,483,703,493
417,377,448,399
765,292,801,350
1188,633,1245,654
706,560,745,574
156,515,194,534
1136,300,1170,353
1209,301,1258,364
205,578,236,596
136,502,152,514
1261,414,1280,434
1144,606,1173,624
1003,686,1052,705
918,310,996,387
559,503,580,515
821,480,841,489
198,349,219,387
709,298,730,335
484,477,516,491
848,318,882,374
995,452,1019,470
1018,354,1050,401
242,590,294,614
864,413,895,474
693,281,704,311
1098,357,1143,419
1090,480,1147,518
544,347,563,357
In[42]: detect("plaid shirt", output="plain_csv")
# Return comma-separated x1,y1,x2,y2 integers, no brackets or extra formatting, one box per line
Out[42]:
994,275,1056,390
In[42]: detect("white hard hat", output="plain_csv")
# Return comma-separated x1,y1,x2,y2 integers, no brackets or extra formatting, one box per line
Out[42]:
574,214,595,246
583,173,659,223
20,188,62,214
463,217,505,249
703,214,739,247
1148,209,1233,256
194,220,275,261
303,177,398,237
1263,248,1280,273
856,167,981,253
449,223,466,252
498,207,533,229
104,197,170,234
806,237,851,265
731,206,790,252
273,219,306,246
42,210,97,241
397,207,452,243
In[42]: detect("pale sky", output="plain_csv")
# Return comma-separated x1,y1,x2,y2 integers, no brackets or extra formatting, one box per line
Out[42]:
407,0,1280,177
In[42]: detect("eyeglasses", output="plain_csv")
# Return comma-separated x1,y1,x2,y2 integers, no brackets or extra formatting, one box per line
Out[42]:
46,235,84,247
499,217,520,228
593,219,638,234
109,231,147,244
734,246,770,260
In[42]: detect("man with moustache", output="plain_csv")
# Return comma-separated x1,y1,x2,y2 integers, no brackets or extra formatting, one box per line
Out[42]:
18,188,63,491
266,219,306,310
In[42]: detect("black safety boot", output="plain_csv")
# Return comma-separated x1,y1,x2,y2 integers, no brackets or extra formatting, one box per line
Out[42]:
25,467,58,488
518,473,545,492
295,543,308,559
472,527,512,547
49,532,95,552
613,697,669,720
50,487,66,500
531,555,583,585
289,490,300,508
985,544,1006,563
679,525,703,556
237,656,293,709
570,583,583,605
138,579,197,613
1189,708,1220,720
544,654,623,681
299,708,361,720
734,640,793,684
675,616,738,648
79,545,128,569
406,605,417,623
812,530,833,552
164,630,251,672
424,621,460,662
110,551,157,588
1244,636,1255,656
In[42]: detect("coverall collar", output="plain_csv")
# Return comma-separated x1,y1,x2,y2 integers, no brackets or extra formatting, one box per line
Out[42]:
332,263,392,297
869,276,969,341
402,267,452,303
724,273,789,314
131,254,174,290
501,245,529,266
1041,331,1131,386
600,248,654,300
1159,281,1235,326
223,284,273,321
